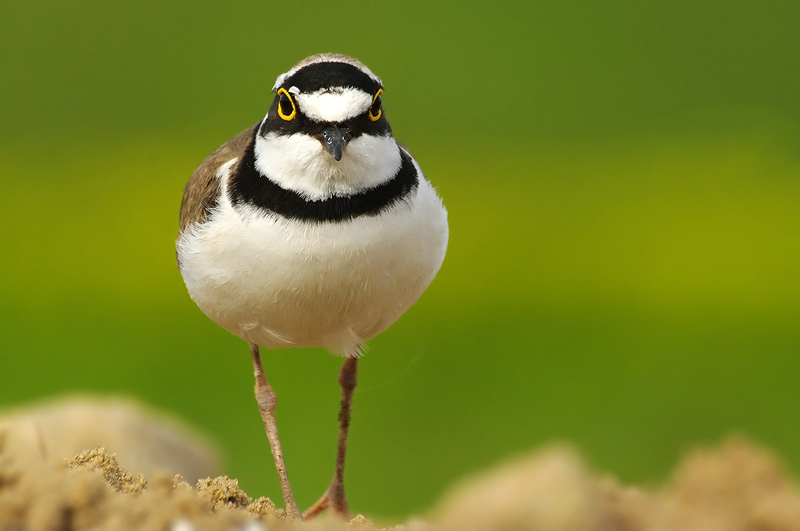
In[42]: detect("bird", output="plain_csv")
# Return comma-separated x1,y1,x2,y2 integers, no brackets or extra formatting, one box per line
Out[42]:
176,54,448,520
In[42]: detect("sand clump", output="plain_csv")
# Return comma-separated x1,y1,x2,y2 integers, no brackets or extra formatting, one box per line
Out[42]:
68,447,149,495
435,445,613,531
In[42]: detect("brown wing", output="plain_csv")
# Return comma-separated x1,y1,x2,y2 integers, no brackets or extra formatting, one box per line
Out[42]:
178,124,258,234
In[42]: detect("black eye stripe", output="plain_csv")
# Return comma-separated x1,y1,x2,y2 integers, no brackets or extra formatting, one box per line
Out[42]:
263,88,392,137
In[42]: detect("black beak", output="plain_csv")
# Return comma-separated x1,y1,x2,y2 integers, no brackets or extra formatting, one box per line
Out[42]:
318,126,352,161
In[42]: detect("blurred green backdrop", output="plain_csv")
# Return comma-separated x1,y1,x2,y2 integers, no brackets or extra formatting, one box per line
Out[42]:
2,0,800,520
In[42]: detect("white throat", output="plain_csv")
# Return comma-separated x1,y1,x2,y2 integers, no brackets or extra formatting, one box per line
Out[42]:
253,130,402,201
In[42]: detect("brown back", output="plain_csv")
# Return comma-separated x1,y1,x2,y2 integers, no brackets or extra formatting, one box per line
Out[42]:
178,124,258,233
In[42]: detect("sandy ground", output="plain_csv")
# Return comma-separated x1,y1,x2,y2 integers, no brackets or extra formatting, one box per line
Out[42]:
2,397,800,530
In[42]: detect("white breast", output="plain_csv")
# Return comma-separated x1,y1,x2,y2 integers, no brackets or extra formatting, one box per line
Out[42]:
177,159,448,357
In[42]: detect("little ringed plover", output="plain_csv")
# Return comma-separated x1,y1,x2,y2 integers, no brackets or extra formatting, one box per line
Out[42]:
177,53,448,520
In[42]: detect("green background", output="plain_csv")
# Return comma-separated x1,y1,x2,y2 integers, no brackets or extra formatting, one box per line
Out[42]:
2,0,800,521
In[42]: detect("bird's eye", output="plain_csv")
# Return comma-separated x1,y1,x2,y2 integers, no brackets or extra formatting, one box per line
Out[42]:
368,89,383,122
277,88,296,121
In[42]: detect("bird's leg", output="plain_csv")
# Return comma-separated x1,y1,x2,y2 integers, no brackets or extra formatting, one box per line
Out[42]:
303,356,359,520
249,342,302,520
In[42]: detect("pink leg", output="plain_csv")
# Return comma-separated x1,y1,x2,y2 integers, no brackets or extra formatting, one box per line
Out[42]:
304,356,359,520
250,342,302,520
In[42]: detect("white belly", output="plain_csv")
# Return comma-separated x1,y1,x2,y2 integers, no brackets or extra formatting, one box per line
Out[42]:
177,175,448,357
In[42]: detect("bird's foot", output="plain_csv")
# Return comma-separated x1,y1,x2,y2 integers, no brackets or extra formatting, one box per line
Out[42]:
303,482,351,520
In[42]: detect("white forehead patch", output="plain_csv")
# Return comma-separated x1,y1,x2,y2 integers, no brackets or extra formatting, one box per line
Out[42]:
295,87,373,123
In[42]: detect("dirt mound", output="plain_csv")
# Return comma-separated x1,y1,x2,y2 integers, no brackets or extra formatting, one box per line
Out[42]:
435,438,800,531
0,396,218,484
0,445,392,530
2,397,800,530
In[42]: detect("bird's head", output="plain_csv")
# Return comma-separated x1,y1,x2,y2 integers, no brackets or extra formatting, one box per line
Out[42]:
253,54,400,198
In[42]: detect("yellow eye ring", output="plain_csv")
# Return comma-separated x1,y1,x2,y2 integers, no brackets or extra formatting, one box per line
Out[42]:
277,88,296,121
368,89,383,122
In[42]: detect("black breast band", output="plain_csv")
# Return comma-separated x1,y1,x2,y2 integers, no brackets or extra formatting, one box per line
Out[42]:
229,129,419,223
